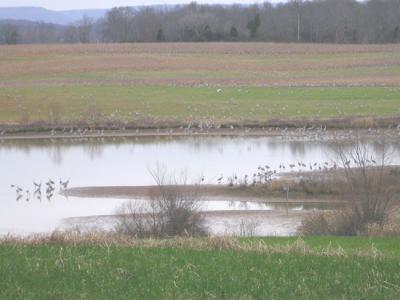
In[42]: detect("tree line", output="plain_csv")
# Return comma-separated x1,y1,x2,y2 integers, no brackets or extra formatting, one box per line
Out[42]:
1,0,400,45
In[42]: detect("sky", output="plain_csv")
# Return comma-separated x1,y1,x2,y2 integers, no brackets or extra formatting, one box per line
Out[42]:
0,0,286,11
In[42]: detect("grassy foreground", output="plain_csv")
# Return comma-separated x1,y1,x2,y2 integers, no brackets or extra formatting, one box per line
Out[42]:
1,236,400,299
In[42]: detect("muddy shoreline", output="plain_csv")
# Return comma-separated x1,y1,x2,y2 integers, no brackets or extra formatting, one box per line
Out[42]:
1,115,400,140
60,209,309,237
1,126,400,142
63,185,347,204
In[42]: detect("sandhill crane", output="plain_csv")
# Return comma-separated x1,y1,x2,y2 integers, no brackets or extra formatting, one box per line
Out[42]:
25,190,30,201
244,174,249,185
33,181,42,192
60,179,70,190
12,185,23,194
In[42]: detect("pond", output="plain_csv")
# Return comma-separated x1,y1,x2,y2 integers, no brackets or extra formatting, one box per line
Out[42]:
1,135,399,236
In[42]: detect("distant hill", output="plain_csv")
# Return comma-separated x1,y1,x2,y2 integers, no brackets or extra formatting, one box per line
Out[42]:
0,6,175,25
59,9,110,23
0,7,108,25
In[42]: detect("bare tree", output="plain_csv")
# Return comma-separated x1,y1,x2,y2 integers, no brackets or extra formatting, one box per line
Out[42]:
115,165,207,238
0,24,18,44
300,137,400,236
102,7,135,43
337,138,397,229
246,13,261,39
77,15,93,44
2,0,400,44
63,25,78,43
292,0,302,42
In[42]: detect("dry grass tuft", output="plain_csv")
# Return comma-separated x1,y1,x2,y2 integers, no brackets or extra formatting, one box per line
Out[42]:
0,231,383,258
299,210,358,236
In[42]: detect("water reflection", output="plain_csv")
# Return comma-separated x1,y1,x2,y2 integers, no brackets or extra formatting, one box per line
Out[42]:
1,135,399,235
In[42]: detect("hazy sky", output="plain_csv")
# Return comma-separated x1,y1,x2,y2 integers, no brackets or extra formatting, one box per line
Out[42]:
0,0,286,11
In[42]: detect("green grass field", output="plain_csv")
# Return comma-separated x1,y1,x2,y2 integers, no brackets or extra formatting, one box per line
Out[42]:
2,86,400,124
1,237,400,299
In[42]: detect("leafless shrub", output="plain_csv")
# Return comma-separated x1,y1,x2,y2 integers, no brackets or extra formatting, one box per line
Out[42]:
364,207,400,237
115,165,208,238
222,219,260,237
338,138,397,228
300,137,400,236
299,210,357,236
237,219,260,237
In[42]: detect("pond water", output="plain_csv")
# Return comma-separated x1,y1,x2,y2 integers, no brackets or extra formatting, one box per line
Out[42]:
1,136,399,236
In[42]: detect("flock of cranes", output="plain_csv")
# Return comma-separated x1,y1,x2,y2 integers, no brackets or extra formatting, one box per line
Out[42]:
1,123,400,141
213,158,382,187
11,179,70,202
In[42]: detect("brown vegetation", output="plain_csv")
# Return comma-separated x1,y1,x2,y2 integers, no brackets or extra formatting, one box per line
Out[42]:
299,139,400,236
1,43,400,88
2,116,400,139
114,166,207,238
0,231,382,258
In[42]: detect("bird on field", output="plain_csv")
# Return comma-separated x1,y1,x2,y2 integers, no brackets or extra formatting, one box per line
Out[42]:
12,185,23,194
25,190,31,201
33,181,41,190
60,179,70,190
46,180,55,189
47,193,53,201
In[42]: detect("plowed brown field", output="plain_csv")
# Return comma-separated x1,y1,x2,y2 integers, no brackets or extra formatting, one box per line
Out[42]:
1,43,399,127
